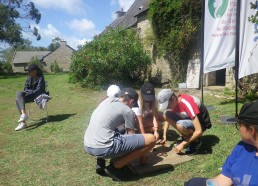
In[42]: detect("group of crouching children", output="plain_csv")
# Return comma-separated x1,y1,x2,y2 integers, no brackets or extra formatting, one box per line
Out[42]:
84,83,212,182
84,83,258,185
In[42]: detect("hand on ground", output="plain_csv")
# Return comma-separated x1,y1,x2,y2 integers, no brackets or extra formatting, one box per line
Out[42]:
160,136,167,146
175,142,184,154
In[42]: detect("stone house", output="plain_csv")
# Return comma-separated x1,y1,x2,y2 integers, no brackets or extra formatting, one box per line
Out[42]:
12,40,75,73
105,0,236,88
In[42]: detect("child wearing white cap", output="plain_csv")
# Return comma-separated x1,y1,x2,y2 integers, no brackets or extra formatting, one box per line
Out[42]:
107,85,121,98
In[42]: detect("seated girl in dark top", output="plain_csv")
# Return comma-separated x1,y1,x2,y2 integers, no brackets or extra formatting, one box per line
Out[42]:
15,64,46,131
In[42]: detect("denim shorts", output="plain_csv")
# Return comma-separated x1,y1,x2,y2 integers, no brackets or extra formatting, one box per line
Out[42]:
177,120,195,130
85,133,145,158
165,111,195,130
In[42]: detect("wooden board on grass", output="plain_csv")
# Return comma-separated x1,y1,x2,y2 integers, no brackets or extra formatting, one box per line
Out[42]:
130,144,193,175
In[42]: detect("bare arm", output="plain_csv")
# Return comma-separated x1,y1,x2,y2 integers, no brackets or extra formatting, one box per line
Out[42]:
160,121,169,145
176,116,203,153
152,109,160,140
183,116,203,146
189,116,203,141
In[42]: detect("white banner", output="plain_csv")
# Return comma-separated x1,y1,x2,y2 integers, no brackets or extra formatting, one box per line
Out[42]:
239,0,258,79
203,0,237,73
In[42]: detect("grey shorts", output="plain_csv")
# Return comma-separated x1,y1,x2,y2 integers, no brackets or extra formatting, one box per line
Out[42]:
85,133,145,158
165,111,195,130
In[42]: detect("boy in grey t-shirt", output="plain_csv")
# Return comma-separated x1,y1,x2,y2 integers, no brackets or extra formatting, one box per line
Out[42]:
84,88,156,181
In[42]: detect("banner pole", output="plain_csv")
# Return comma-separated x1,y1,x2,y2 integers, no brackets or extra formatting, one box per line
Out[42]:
200,0,205,103
235,0,241,117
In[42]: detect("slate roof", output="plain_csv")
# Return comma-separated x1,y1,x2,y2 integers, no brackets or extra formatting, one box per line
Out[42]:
13,51,51,64
103,0,150,32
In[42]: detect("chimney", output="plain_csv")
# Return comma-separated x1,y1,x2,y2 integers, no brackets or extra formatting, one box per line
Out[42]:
115,8,126,18
60,40,67,47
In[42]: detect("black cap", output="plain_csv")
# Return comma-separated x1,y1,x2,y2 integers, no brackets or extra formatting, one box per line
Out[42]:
238,100,258,125
141,83,155,101
119,88,139,107
26,64,40,72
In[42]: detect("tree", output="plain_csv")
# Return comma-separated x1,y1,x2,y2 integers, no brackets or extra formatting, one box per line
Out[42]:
48,37,62,51
0,39,47,64
249,2,258,24
69,28,152,88
0,0,41,46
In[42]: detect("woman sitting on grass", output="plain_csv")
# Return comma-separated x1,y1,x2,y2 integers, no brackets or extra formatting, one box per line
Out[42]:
185,100,258,186
15,64,46,131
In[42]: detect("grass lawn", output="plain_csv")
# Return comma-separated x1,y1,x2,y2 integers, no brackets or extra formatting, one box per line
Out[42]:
0,73,245,185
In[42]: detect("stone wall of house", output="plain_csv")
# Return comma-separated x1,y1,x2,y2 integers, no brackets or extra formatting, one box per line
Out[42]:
43,41,74,72
136,11,238,88
225,67,235,89
12,63,27,73
136,13,172,84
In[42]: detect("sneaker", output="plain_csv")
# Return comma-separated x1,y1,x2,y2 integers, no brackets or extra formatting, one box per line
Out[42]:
15,122,27,131
96,158,106,176
18,114,29,123
185,139,202,155
104,163,124,181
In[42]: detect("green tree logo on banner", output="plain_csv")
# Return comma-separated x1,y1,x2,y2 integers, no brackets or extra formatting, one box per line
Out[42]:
208,0,229,18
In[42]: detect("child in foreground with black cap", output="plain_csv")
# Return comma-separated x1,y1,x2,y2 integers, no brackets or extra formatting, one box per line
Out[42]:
185,100,258,186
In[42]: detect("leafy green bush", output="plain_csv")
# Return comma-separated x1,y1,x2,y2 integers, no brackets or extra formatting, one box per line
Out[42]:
0,62,13,74
69,28,152,88
50,61,63,73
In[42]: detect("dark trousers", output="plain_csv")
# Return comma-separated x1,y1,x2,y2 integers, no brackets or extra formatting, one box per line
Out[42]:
184,177,208,186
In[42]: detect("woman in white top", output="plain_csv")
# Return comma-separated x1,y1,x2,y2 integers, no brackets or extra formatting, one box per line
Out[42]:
132,83,162,140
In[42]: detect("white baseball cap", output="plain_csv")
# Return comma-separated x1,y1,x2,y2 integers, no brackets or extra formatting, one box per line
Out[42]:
107,85,121,98
157,89,174,110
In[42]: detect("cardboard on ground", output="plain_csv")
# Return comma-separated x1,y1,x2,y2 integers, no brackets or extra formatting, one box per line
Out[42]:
130,144,193,175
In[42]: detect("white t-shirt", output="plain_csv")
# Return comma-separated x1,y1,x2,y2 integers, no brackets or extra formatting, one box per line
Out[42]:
132,99,158,118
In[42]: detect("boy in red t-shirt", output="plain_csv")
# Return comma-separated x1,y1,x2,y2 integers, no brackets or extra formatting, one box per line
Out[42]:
157,89,211,155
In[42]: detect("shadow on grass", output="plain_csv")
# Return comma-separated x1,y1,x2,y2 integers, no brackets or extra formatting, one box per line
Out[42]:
26,113,76,131
118,165,174,182
137,165,174,179
166,130,180,141
219,98,246,105
197,135,220,155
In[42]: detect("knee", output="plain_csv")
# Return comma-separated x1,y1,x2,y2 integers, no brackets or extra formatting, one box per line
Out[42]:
176,124,192,136
176,124,184,131
16,91,24,98
144,134,156,147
